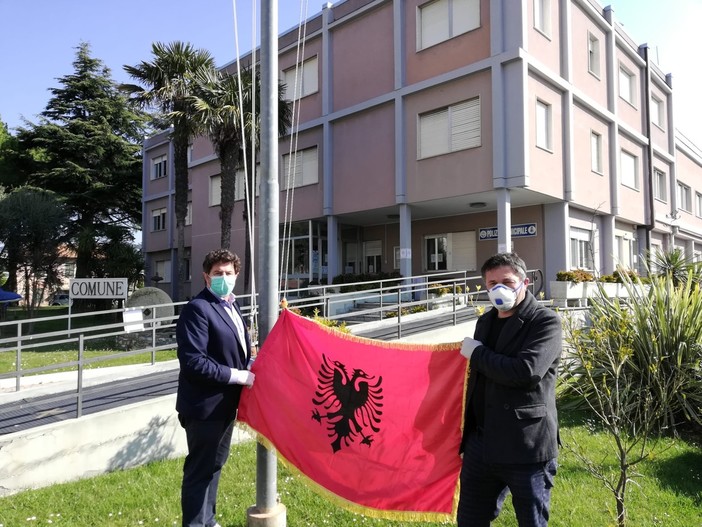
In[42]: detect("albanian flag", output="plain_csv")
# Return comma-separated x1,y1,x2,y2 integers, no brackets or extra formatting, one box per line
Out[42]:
238,309,468,522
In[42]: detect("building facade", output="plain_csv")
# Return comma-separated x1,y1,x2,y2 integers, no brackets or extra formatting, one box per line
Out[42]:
141,0,702,300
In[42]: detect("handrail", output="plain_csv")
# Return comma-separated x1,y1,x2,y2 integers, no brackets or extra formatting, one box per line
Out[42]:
0,269,548,418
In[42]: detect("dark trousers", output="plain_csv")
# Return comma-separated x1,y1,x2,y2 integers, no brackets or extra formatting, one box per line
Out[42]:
180,416,235,527
457,431,557,527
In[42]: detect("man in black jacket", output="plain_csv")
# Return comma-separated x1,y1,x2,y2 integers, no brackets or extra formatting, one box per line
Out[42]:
457,252,561,527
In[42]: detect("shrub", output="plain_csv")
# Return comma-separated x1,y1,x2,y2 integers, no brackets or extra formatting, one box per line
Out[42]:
556,269,594,282
561,273,702,436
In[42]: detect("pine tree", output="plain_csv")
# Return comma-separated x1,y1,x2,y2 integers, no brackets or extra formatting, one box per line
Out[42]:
17,42,147,280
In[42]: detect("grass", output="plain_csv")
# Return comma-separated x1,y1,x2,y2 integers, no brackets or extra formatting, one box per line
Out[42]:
0,409,699,527
0,306,177,376
0,348,177,376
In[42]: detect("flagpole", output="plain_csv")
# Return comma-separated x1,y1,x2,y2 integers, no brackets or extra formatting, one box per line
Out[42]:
247,0,286,525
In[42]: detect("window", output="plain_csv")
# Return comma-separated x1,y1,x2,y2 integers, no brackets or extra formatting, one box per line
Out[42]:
151,155,167,180
651,95,664,128
534,0,551,35
696,192,702,218
614,232,635,269
620,150,638,189
425,235,448,271
418,97,481,158
590,131,602,173
618,65,635,105
677,182,692,212
418,0,480,50
570,227,594,270
210,175,221,206
187,144,193,164
235,166,261,201
393,246,401,270
588,33,600,77
154,260,171,283
185,202,192,226
653,169,667,202
62,262,76,279
363,240,382,274
151,207,167,232
282,56,318,101
535,99,552,151
282,147,319,189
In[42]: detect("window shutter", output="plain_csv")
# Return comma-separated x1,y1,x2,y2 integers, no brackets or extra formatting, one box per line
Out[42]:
301,148,319,186
210,174,222,206
420,0,449,49
449,231,477,271
303,56,318,96
453,0,480,36
419,109,449,158
450,98,481,151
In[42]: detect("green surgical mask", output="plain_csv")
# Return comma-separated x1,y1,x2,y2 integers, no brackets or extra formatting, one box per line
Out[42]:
210,275,236,297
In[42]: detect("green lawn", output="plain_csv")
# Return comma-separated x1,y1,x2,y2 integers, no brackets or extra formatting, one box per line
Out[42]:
0,410,699,527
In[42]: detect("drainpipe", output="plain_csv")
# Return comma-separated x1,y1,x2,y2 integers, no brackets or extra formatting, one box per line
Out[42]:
643,45,655,267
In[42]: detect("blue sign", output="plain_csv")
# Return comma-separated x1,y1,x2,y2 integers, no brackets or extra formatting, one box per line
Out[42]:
479,223,537,241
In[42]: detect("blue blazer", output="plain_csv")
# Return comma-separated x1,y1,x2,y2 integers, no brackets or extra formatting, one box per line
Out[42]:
175,287,251,421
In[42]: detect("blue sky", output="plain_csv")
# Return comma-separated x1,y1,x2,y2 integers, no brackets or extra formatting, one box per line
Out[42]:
1,0,701,146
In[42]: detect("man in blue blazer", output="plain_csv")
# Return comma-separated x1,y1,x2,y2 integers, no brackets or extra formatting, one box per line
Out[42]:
176,249,254,527
457,253,562,527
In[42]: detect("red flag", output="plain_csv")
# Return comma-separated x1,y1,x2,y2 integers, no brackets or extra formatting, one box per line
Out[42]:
238,309,468,522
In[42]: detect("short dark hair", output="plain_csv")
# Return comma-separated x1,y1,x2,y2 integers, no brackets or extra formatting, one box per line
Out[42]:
202,249,241,274
480,252,527,280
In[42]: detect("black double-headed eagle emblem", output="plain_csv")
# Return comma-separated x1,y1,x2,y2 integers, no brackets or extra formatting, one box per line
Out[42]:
312,353,384,453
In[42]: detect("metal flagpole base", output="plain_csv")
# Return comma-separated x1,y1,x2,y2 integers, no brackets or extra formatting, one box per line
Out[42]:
246,503,286,527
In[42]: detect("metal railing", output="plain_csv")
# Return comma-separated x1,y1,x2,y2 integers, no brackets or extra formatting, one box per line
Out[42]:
0,269,545,417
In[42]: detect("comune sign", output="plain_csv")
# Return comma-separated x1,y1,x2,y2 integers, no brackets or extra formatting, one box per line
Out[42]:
69,278,128,300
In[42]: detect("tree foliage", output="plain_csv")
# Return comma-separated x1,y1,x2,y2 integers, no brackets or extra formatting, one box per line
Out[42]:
123,41,215,300
0,187,68,316
189,66,292,260
16,42,146,282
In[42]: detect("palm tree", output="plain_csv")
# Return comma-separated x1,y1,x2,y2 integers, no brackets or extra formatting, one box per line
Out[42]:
190,66,292,292
122,42,216,301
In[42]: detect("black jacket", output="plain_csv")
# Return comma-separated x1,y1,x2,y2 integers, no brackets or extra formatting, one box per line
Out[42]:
462,290,561,464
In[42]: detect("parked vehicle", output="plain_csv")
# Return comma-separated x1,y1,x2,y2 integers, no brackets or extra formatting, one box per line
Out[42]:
50,293,72,306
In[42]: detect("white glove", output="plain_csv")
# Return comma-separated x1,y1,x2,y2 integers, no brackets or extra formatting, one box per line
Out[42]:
460,337,482,360
229,368,255,386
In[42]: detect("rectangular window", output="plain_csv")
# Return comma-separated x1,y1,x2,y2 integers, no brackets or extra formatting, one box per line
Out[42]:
588,33,600,77
282,147,319,190
210,175,221,206
590,131,602,173
418,0,480,50
282,56,319,101
677,182,692,212
620,150,638,189
534,0,551,35
570,227,594,270
614,233,635,269
619,65,635,105
418,97,481,159
425,235,448,271
535,99,552,151
651,95,664,128
151,207,166,232
235,166,261,201
154,260,172,283
696,192,702,218
654,169,667,202
151,155,167,180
